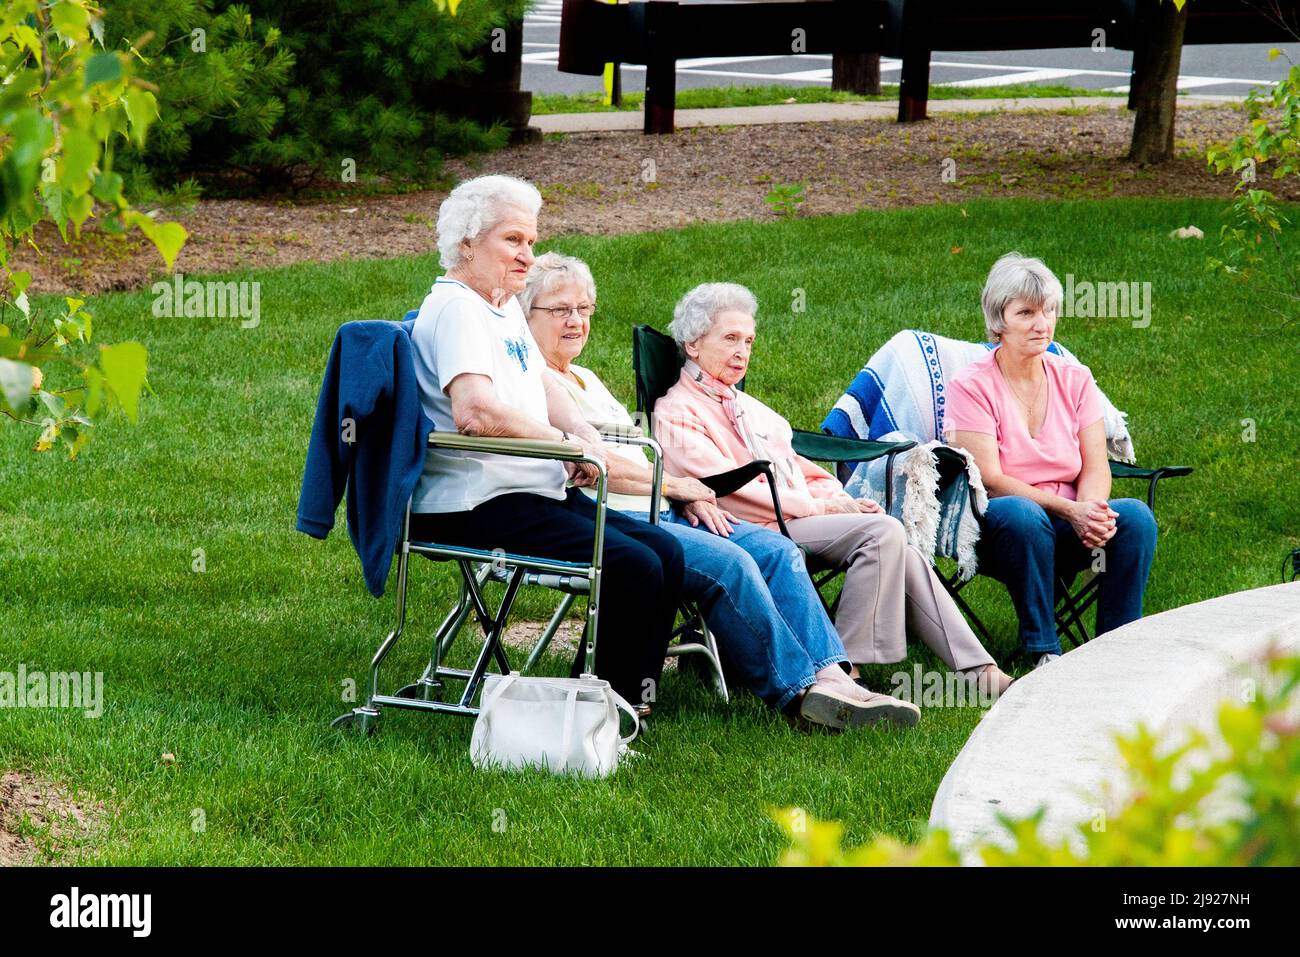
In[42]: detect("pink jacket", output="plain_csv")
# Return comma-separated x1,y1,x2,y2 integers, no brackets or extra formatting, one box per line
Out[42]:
654,369,846,529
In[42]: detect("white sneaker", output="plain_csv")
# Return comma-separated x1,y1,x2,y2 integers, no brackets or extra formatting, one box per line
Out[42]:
1035,653,1061,670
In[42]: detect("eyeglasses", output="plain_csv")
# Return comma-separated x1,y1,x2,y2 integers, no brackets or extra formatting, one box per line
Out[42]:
530,304,595,319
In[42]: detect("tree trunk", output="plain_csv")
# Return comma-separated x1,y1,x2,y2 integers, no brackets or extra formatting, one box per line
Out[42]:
832,52,881,95
1128,1,1188,165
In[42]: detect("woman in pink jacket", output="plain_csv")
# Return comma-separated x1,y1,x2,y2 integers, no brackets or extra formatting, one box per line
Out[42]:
655,283,1012,697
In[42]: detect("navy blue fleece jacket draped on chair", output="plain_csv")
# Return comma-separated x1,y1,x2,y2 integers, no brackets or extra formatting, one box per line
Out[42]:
296,318,433,597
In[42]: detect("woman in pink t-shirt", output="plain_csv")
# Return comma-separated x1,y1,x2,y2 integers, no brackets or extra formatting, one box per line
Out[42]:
946,253,1157,667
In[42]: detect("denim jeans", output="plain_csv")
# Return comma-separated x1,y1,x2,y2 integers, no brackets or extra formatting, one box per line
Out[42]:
975,496,1158,654
621,508,847,711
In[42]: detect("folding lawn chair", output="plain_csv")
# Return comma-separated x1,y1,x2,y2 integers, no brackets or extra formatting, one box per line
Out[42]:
932,448,1192,655
818,328,1193,659
331,318,666,733
631,324,916,613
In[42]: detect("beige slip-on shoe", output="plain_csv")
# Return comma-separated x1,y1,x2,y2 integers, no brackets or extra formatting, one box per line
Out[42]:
799,685,921,731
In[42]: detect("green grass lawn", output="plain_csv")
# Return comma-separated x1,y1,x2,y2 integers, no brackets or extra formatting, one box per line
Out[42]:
2,197,1296,865
531,82,1128,114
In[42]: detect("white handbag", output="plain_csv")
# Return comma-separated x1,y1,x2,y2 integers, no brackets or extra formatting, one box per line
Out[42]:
470,672,640,778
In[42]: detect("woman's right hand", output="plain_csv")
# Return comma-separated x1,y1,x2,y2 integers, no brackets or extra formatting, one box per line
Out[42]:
666,476,717,505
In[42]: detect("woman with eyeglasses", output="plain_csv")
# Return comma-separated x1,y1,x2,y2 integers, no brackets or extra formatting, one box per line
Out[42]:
520,252,921,730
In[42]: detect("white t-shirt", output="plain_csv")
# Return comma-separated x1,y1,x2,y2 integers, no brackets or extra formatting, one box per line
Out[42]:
409,277,567,513
547,364,667,515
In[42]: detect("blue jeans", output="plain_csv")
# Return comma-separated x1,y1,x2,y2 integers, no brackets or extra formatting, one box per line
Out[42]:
976,496,1158,654
621,509,847,710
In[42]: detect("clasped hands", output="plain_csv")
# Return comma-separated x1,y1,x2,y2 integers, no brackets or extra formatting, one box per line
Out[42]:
823,492,883,515
1068,499,1119,549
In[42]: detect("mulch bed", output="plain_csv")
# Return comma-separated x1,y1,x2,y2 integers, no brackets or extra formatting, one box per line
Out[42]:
13,104,1291,295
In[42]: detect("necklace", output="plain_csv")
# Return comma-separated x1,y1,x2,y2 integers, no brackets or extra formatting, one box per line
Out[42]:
998,353,1047,433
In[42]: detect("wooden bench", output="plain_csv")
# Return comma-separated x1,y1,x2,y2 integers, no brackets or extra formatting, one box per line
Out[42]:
558,0,886,133
558,0,1300,130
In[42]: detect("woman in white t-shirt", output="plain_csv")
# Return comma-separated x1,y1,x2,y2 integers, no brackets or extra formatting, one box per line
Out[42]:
407,175,685,714
519,252,924,730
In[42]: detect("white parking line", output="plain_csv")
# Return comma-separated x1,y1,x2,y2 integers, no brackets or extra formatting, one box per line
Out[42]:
521,40,1275,91
943,68,1089,87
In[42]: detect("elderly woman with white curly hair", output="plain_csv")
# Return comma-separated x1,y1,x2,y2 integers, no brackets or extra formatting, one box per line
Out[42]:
405,174,685,715
654,282,1013,701
946,252,1158,668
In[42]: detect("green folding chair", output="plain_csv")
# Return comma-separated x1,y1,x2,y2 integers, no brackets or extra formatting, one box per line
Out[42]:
930,445,1192,657
631,324,916,610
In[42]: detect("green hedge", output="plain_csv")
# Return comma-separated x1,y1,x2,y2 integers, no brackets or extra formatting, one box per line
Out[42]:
105,0,529,194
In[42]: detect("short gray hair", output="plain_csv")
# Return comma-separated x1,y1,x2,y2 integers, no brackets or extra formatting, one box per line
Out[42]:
519,252,597,317
436,174,543,270
981,252,1063,342
669,282,758,348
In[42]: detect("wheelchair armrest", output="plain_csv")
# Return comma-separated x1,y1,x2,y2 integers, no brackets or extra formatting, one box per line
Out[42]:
428,431,586,461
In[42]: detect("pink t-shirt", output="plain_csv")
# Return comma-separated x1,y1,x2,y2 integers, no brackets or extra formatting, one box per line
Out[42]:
945,349,1103,501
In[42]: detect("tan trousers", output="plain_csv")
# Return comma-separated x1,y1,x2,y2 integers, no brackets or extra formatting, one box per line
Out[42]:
786,512,994,670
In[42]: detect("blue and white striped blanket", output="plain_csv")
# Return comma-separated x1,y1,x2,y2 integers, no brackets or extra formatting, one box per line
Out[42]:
820,330,1135,579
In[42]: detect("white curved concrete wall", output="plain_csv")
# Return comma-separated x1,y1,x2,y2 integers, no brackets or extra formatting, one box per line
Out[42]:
929,581,1300,863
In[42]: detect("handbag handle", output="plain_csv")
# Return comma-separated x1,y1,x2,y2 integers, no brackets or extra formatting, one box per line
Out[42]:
609,689,640,747
558,686,579,774
582,672,641,747
481,671,519,712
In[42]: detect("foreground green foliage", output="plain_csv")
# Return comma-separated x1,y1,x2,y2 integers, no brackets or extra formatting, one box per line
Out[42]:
2,0,184,457
1,198,1296,864
778,647,1300,866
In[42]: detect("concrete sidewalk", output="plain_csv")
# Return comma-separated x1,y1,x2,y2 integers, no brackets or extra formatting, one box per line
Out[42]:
533,94,1243,134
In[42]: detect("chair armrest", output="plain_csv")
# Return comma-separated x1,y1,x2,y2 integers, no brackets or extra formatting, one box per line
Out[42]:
590,419,643,439
1108,462,1193,480
594,430,665,520
700,461,768,498
427,431,586,461
791,429,916,463
1109,461,1193,514
699,460,791,539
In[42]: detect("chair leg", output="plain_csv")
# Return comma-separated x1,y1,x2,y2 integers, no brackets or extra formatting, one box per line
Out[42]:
942,570,996,647
457,562,523,708
524,592,577,673
697,617,730,703
334,541,416,732
1055,575,1099,648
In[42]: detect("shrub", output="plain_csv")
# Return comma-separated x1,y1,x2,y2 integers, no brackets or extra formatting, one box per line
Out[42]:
774,646,1300,866
104,0,529,193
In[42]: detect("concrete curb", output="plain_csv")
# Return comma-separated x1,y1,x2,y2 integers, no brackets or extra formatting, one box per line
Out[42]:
533,95,1243,134
928,580,1300,864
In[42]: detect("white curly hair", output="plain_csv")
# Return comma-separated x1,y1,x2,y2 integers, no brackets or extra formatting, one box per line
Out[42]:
436,174,543,270
519,252,597,317
669,282,758,349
